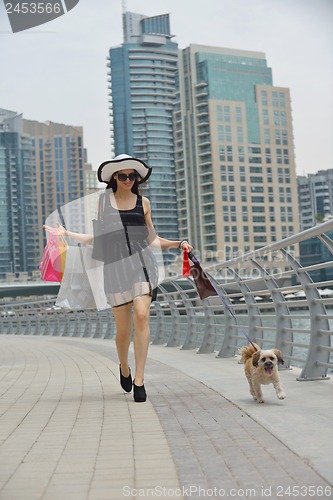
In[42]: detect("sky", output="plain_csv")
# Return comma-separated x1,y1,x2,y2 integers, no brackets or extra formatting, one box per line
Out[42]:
1,0,332,176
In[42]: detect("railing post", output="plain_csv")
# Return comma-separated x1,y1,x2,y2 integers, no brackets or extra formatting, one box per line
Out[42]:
196,298,216,353
150,301,165,345
251,259,293,368
227,268,263,346
165,300,181,348
176,280,199,351
281,249,330,380
216,307,239,357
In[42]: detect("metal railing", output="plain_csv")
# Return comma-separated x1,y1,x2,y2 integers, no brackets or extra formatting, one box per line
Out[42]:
0,301,115,339
1,220,333,381
150,219,333,381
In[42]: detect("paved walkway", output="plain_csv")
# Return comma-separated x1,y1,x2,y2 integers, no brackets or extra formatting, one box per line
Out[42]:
0,335,332,500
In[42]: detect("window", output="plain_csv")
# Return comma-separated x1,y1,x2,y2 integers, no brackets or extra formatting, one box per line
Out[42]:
222,192,228,202
275,130,281,145
237,126,243,143
251,196,264,203
249,147,261,154
250,176,263,183
262,96,268,106
265,148,271,163
279,187,285,202
251,185,264,192
249,157,262,164
224,106,231,122
264,128,270,144
267,166,272,183
276,149,282,164
283,149,289,164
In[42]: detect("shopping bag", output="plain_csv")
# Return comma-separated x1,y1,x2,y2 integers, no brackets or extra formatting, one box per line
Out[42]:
83,246,110,310
56,207,68,276
40,230,67,282
189,256,217,300
56,244,109,310
182,249,191,276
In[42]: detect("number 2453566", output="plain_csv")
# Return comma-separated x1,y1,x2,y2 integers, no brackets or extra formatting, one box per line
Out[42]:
5,3,62,15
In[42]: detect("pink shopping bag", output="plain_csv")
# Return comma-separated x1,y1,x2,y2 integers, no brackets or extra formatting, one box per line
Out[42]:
40,230,66,282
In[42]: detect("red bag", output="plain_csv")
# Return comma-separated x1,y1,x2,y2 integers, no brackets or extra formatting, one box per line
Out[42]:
182,249,191,277
40,230,66,282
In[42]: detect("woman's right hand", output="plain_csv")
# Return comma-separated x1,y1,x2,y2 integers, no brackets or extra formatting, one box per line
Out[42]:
43,224,67,237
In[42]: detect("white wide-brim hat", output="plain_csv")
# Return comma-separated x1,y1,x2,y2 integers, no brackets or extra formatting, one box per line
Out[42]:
97,154,152,184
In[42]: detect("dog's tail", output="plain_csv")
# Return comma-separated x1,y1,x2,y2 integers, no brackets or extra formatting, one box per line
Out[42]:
240,342,261,363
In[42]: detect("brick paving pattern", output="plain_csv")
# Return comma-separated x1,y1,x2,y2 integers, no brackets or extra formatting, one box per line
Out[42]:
0,336,331,500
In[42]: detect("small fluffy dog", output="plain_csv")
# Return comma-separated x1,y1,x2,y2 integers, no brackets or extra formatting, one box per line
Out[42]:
241,343,286,403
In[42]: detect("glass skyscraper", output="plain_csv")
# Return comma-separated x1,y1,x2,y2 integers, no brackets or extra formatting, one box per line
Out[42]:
23,119,87,257
175,45,299,262
0,109,39,278
108,11,179,246
298,170,333,230
1,109,92,279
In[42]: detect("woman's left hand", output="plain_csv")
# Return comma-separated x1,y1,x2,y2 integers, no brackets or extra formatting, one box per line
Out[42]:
180,241,193,253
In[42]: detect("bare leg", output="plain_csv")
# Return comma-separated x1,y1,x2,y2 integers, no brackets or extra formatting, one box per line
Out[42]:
132,295,152,386
112,302,133,377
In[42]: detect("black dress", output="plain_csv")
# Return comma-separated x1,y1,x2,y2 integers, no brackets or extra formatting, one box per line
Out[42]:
102,192,158,307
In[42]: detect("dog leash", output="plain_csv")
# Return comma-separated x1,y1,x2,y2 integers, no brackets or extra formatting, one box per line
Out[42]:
188,251,258,351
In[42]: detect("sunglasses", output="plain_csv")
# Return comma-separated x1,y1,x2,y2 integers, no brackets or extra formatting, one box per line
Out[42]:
116,172,139,182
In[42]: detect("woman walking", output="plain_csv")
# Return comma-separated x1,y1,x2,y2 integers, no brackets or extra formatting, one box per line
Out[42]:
45,154,192,402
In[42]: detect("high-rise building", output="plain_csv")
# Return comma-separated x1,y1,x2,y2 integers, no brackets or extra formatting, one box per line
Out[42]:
23,119,87,256
175,45,299,263
0,109,93,279
0,109,39,278
108,11,179,245
298,170,333,231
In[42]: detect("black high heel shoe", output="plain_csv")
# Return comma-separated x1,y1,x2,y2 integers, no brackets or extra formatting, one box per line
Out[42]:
119,365,132,393
133,381,147,402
